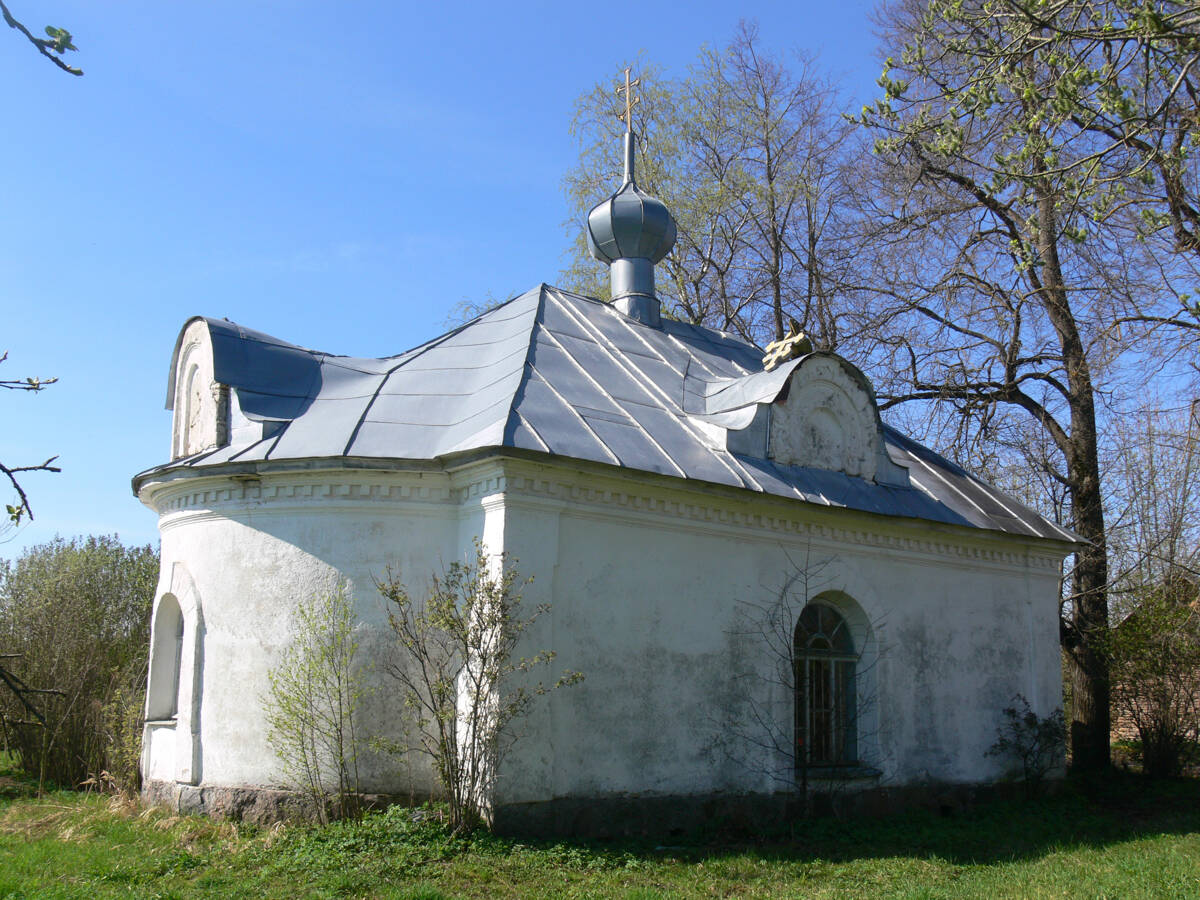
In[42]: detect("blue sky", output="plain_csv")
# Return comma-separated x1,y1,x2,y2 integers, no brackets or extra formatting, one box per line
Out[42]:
1,0,885,556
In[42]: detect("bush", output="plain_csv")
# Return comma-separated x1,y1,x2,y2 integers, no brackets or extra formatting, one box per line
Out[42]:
986,695,1066,794
0,535,158,791
263,581,366,823
376,540,581,833
1109,577,1200,778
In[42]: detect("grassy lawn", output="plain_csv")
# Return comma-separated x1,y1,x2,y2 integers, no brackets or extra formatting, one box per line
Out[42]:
1,766,1198,899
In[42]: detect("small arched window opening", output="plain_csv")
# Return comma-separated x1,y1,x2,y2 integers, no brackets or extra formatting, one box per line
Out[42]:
795,603,857,767
147,594,184,721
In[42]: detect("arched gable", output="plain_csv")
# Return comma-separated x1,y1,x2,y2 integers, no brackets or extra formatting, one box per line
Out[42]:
168,318,228,459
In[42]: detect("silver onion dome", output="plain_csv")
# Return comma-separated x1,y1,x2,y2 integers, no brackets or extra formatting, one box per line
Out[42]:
586,134,677,264
585,132,676,326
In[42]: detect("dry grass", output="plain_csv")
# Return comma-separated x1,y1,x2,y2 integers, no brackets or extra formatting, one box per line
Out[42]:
0,786,249,856
0,803,84,841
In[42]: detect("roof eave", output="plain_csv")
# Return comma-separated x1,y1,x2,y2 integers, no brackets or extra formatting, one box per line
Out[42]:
133,445,1082,555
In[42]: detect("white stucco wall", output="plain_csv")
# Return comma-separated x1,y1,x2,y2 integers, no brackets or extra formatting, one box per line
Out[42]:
142,468,466,795
476,458,1066,806
139,455,1067,811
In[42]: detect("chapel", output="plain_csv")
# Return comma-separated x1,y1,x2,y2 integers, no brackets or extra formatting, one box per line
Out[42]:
134,114,1075,832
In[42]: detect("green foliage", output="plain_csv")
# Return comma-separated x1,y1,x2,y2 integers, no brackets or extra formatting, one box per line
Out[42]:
986,695,1067,793
263,581,367,823
0,536,158,791
96,677,147,795
865,0,1200,257
41,25,75,54
377,540,581,833
1109,575,1200,777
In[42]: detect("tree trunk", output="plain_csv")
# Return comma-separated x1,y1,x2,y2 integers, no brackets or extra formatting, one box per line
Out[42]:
1065,431,1110,770
1035,187,1111,770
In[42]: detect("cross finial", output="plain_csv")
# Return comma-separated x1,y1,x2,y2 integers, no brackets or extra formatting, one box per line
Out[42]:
616,66,640,133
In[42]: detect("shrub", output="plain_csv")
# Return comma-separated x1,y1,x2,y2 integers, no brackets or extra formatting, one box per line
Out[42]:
376,540,581,833
986,695,1066,793
263,581,366,822
1109,576,1200,778
0,535,158,791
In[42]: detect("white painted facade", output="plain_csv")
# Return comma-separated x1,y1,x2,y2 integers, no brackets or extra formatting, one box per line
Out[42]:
138,451,1065,814
138,301,1072,827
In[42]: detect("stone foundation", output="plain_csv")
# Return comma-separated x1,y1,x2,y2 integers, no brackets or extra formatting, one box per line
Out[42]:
142,779,417,825
145,777,1047,835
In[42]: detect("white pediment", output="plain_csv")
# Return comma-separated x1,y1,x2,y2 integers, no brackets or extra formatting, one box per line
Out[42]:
768,356,879,480
716,353,910,487
170,320,227,460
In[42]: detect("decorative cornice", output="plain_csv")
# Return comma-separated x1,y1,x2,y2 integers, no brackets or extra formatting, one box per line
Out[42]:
450,459,1068,573
143,455,1068,573
146,470,458,517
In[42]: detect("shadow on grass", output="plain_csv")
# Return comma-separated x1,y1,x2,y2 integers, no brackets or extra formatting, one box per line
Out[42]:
468,772,1200,868
4,752,1197,878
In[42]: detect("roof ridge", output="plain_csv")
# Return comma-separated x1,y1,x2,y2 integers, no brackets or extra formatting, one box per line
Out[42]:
500,286,553,448
344,285,549,457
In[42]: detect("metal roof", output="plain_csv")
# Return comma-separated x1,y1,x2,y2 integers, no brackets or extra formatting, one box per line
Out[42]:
139,284,1078,544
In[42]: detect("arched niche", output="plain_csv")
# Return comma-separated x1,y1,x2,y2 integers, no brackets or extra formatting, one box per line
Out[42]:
142,563,205,786
147,593,183,720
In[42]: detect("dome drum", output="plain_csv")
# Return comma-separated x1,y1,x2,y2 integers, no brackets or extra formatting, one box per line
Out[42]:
611,259,661,327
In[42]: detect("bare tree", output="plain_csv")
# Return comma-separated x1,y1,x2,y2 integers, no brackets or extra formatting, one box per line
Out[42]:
857,0,1199,770
712,550,884,815
1107,404,1200,593
562,24,860,348
1,352,59,525
376,541,581,833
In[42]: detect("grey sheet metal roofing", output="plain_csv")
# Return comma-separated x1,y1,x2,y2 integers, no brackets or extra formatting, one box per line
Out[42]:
141,284,1077,544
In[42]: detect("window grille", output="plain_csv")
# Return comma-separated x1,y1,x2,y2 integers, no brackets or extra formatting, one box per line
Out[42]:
794,603,857,767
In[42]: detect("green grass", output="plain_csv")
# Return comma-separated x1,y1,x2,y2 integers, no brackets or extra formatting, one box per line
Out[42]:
1,763,1199,898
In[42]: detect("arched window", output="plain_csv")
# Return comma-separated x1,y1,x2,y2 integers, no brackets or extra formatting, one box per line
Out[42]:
147,594,184,721
795,603,857,767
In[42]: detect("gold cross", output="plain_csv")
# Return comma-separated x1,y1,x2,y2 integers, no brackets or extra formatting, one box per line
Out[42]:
616,66,640,132
762,319,813,371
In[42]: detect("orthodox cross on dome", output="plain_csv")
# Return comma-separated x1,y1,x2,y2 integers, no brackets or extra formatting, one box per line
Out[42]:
616,66,640,133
